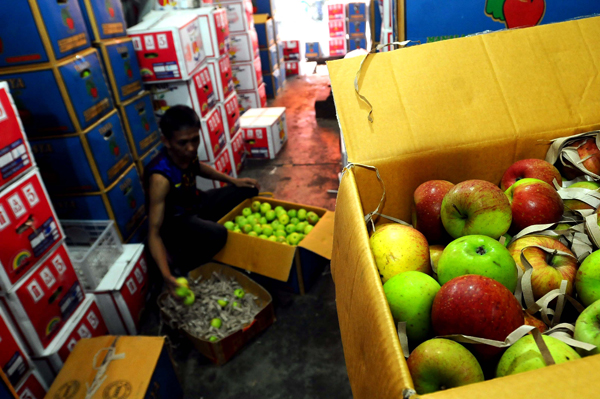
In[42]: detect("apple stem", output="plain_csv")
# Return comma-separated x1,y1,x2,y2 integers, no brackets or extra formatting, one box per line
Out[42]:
476,246,486,255
452,204,466,219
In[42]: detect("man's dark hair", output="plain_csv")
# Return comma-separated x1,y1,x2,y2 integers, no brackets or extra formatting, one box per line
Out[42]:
159,105,201,140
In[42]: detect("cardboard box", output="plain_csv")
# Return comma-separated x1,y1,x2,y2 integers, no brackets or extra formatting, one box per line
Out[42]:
31,110,133,194
78,0,127,42
253,0,276,17
0,306,31,388
348,36,369,51
282,40,302,61
0,370,18,399
95,37,143,105
93,244,149,335
259,45,278,74
327,16,600,399
0,48,113,137
0,170,64,293
14,370,47,399
128,11,205,82
33,296,109,386
253,15,275,49
198,105,227,162
240,107,287,159
197,145,236,190
45,336,183,399
231,57,263,91
159,263,275,365
119,92,161,160
149,63,218,119
379,27,394,52
305,42,322,59
327,3,346,20
276,41,284,65
1,244,84,355
206,55,235,101
263,68,283,99
137,141,165,178
272,18,280,43
237,84,267,113
216,0,254,33
229,30,259,63
215,198,334,294
329,38,347,57
347,2,368,20
379,0,394,30
230,129,247,174
0,82,34,192
191,7,231,59
155,0,202,9
0,0,90,68
348,20,368,37
329,19,346,38
220,92,241,141
51,165,146,242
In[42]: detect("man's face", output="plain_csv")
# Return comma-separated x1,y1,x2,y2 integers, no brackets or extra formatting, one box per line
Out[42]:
164,127,200,164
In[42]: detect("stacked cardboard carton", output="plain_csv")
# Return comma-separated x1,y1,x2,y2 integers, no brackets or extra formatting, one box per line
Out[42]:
239,107,287,160
346,1,371,52
377,0,395,52
254,14,285,98
328,2,347,57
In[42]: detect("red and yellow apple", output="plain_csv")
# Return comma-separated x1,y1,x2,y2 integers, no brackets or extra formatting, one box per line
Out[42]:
500,158,562,191
412,180,454,244
563,181,600,211
505,178,563,233
570,138,600,176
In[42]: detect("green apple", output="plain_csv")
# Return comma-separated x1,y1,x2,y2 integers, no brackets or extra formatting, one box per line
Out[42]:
297,234,305,242
233,227,241,233
271,220,281,228
175,286,191,298
234,216,246,225
574,298,600,356
217,299,228,307
285,224,296,234
242,207,252,217
287,232,301,245
295,222,307,233
407,338,484,394
253,224,263,235
247,216,258,226
242,224,253,234
287,209,297,218
224,221,235,231
500,233,511,247
275,224,286,232
304,225,313,235
248,231,258,237
290,217,299,225
276,236,287,243
278,213,290,225
496,334,580,377
176,277,189,288
211,318,222,329
252,212,261,219
564,181,600,211
266,210,276,221
260,202,272,215
232,301,240,307
437,235,518,292
429,245,444,272
274,206,285,213
275,208,286,217
575,249,600,307
275,230,287,238
259,217,267,225
307,211,319,225
268,235,277,242
259,234,268,239
383,271,440,342
234,289,245,298
209,336,218,342
251,201,261,212
183,292,195,306
297,208,307,221
262,225,273,236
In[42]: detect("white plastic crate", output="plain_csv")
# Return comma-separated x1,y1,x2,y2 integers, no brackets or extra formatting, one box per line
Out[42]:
61,220,123,291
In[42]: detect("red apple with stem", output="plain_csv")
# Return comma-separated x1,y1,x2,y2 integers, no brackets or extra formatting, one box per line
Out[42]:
503,0,545,29
507,235,577,300
412,180,454,244
505,178,563,233
570,138,600,176
500,158,562,191
431,274,523,360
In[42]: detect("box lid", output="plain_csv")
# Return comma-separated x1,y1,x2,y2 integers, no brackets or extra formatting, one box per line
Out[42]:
94,244,144,292
328,17,600,166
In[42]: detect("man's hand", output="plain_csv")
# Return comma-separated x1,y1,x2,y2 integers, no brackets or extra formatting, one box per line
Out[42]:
232,177,260,190
164,274,181,298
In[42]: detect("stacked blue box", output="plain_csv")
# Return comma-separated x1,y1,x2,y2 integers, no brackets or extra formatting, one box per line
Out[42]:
77,0,127,42
346,2,371,51
119,92,161,161
254,14,275,49
252,0,276,17
259,45,278,74
95,38,143,105
263,68,283,98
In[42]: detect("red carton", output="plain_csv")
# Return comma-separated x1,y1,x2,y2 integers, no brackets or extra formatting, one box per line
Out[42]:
329,20,346,38
218,0,254,33
327,3,346,20
0,83,34,192
0,170,64,293
230,129,247,174
197,146,236,191
197,106,227,162
240,107,288,159
283,40,302,61
1,244,84,355
206,55,235,102
220,92,241,141
0,306,31,387
237,84,267,113
15,370,47,399
329,38,347,57
229,30,259,63
231,57,263,91
194,7,231,58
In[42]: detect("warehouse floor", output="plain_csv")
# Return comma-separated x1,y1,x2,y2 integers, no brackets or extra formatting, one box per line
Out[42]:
139,71,353,399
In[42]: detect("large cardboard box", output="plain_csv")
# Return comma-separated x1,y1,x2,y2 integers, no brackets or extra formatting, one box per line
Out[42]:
329,38,347,57
252,0,276,17
219,92,241,141
0,306,31,388
240,107,287,159
45,336,183,399
259,45,278,74
231,57,263,91
138,141,165,177
237,83,267,113
379,0,395,31
30,111,133,194
95,38,143,105
119,92,161,161
14,370,47,399
197,106,227,162
230,30,259,63
206,55,235,102
215,198,334,294
0,0,90,68
327,16,600,399
216,0,254,33
262,68,283,99
230,129,247,174
253,14,274,49
0,48,113,137
329,19,346,38
159,263,275,365
282,40,302,61
77,0,127,42
0,83,35,192
328,3,346,20
196,145,236,190
192,7,231,59
0,170,64,293
347,2,368,20
128,12,205,82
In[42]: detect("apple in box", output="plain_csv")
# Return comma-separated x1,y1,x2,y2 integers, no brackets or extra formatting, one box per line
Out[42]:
505,178,563,233
563,181,600,211
500,158,562,190
411,180,454,244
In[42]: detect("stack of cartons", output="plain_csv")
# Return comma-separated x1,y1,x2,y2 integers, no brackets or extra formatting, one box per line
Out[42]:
378,0,395,52
254,14,284,98
346,1,371,52
0,1,147,244
328,2,347,57
239,107,287,160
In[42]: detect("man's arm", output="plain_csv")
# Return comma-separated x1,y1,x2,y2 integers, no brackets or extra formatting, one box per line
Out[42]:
198,162,260,189
147,174,179,296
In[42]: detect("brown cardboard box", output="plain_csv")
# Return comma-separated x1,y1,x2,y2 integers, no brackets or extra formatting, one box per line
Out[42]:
328,16,600,399
159,263,275,365
214,197,334,294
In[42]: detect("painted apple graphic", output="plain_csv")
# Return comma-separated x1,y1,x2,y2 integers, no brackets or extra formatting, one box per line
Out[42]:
109,140,120,157
124,62,133,79
86,80,98,98
61,8,75,31
142,118,150,131
485,0,545,29
106,0,115,18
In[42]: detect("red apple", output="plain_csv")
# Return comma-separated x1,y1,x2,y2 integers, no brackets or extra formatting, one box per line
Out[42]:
523,310,547,333
503,0,545,29
500,158,562,191
507,235,577,300
412,180,454,244
571,138,600,176
563,181,600,211
429,244,445,273
505,178,563,233
431,275,523,360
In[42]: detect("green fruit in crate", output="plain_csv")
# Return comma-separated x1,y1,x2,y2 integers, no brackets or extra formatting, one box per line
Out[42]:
277,236,287,243
278,214,290,225
253,212,261,219
251,201,261,212
287,232,301,246
290,217,299,225
304,225,314,235
272,220,281,228
248,231,258,237
247,216,258,226
242,207,252,217
175,286,191,298
234,289,245,298
298,234,306,241
275,208,286,217
276,224,286,232
274,206,285,214
268,236,278,242
211,318,222,329
234,216,246,225
209,336,219,342
260,202,272,214
183,292,195,306
297,209,307,221
224,221,235,231
233,227,242,233
217,299,229,307
275,230,287,238
259,217,267,225
259,234,269,239
287,209,297,218
238,218,250,227
307,212,319,225
295,222,307,233
243,224,253,234
176,277,189,288
266,210,276,221
253,225,263,234
233,301,240,307
285,224,296,234
263,226,274,236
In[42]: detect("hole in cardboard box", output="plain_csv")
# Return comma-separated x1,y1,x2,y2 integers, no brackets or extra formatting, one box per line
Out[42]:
121,51,129,59
102,129,114,140
16,215,34,234
80,69,91,79
145,53,159,59
48,286,63,304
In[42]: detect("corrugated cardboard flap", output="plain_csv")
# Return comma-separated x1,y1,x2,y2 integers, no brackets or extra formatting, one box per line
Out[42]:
298,210,334,260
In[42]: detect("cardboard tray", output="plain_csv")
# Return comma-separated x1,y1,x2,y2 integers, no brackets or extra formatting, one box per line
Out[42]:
328,16,600,399
159,263,275,365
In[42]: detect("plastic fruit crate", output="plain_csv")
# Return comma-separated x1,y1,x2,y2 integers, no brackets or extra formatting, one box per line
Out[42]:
61,220,123,291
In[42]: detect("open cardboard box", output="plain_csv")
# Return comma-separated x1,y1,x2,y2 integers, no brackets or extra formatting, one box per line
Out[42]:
328,16,600,399
159,263,275,365
214,197,334,294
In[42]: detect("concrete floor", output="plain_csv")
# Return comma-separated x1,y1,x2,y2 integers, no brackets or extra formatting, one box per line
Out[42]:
139,73,352,399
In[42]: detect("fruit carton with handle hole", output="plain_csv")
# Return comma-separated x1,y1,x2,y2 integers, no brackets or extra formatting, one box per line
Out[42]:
78,0,127,42
215,197,334,294
237,83,267,113
95,37,143,105
229,30,259,63
328,15,600,399
181,7,231,59
206,54,235,102
119,92,161,160
0,305,32,389
216,0,254,33
253,14,275,49
14,370,48,399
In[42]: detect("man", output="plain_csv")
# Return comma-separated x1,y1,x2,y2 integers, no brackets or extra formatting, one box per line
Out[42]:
146,105,259,296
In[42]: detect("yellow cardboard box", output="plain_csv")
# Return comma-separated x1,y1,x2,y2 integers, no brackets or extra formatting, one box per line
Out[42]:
214,197,334,294
45,336,182,399
328,16,600,399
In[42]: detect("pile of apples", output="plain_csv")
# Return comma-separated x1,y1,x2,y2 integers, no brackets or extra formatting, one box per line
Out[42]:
223,200,320,246
370,156,600,394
